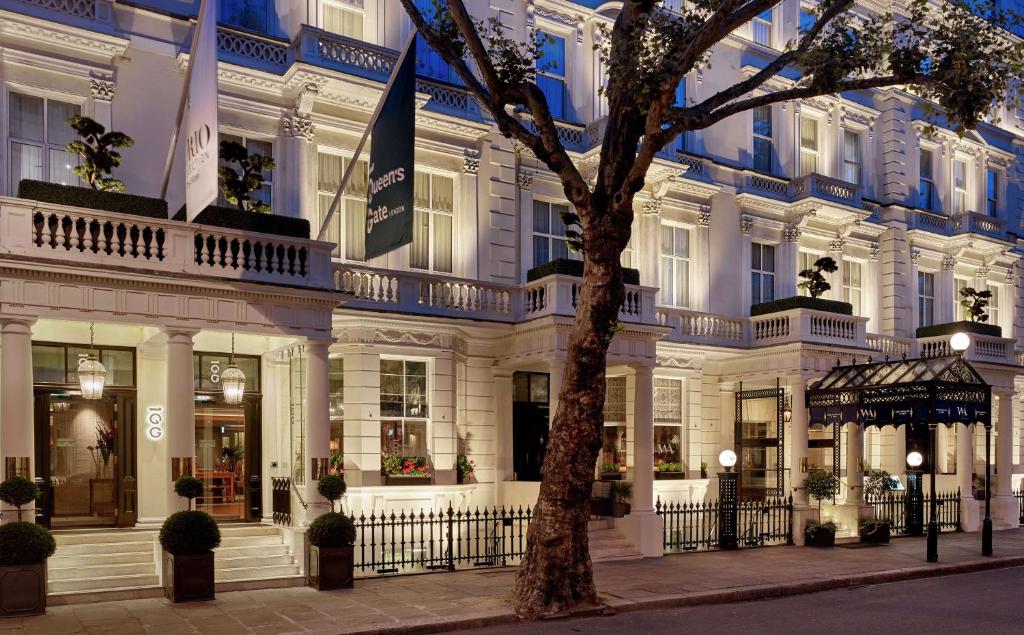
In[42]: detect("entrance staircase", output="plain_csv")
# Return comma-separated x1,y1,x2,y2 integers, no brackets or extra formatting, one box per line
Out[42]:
48,524,300,603
588,519,643,562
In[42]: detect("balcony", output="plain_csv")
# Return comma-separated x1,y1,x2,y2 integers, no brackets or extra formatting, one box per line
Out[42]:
656,307,746,347
791,173,862,208
866,330,1018,366
906,209,949,233
749,309,868,348
0,197,336,291
951,212,1006,241
5,0,113,28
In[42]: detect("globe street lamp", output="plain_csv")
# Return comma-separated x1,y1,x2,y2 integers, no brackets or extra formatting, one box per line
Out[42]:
718,449,738,550
905,451,924,536
949,332,970,354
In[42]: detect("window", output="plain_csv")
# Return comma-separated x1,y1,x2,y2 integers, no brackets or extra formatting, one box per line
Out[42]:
659,223,690,307
799,117,818,175
953,158,968,214
414,0,459,83
322,0,363,38
221,134,273,210
753,106,773,173
986,168,999,216
317,152,368,260
675,80,690,152
380,359,429,461
600,376,627,474
843,130,861,185
799,6,816,33
221,0,270,32
798,250,816,297
751,9,772,46
411,171,454,273
989,285,1001,329
532,200,579,266
654,378,684,473
918,271,935,327
329,358,344,473
919,149,935,210
751,242,776,304
621,232,635,269
8,93,81,194
536,31,569,120
843,259,863,316
955,277,969,320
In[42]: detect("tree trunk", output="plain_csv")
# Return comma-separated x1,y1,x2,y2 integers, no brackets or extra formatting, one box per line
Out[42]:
511,201,627,618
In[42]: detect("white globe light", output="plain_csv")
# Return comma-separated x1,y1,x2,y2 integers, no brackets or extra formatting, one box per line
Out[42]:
719,449,737,469
906,451,924,468
949,332,970,352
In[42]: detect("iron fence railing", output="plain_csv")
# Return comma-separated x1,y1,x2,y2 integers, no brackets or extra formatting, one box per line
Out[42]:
271,477,291,525
349,504,532,577
1015,489,1023,525
656,496,792,554
866,489,961,534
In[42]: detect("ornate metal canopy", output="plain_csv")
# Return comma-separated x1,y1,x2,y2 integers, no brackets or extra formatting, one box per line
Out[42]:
806,355,991,428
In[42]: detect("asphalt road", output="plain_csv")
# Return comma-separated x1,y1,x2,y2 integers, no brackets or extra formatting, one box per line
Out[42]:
459,566,1024,634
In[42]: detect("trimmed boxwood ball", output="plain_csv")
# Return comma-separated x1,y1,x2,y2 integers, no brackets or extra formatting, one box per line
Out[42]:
0,522,56,565
317,474,346,504
307,512,356,548
174,476,204,502
0,475,39,510
160,511,221,555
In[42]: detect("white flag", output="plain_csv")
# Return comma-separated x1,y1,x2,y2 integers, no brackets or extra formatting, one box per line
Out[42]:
184,0,219,221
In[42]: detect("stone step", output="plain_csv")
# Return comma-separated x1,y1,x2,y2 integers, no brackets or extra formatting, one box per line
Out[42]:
590,547,644,562
53,531,157,546
217,525,283,537
216,554,295,570
215,564,300,582
219,534,284,548
51,550,155,567
49,573,160,594
214,544,290,559
49,562,155,581
52,541,154,557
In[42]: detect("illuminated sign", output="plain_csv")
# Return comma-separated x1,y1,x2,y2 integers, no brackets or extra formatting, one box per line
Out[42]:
146,406,164,441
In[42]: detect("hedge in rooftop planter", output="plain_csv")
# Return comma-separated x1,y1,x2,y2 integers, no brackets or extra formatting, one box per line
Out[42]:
307,475,355,590
804,468,839,548
526,258,641,286
219,140,274,214
17,180,168,219
0,477,54,618
751,256,853,317
160,476,220,603
66,116,134,193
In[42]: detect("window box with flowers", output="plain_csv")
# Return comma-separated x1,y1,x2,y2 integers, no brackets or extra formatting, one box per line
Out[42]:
379,359,431,485
456,455,476,484
655,463,686,480
382,456,431,485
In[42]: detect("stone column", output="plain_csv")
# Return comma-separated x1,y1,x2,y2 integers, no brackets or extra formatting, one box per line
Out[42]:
958,423,980,531
303,338,331,523
617,365,662,557
937,256,956,325
461,151,481,279
89,78,115,132
164,328,196,514
777,226,800,299
788,376,812,545
826,238,846,302
740,216,754,315
993,391,1017,527
494,368,514,483
692,210,711,312
846,424,865,507
0,318,35,521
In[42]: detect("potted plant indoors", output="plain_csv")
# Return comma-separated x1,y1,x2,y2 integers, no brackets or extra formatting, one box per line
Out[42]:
916,286,1001,338
751,256,854,317
804,468,840,547
382,455,431,485
307,474,356,590
159,476,221,602
655,462,685,480
610,481,632,518
456,454,475,484
0,477,55,618
860,469,894,544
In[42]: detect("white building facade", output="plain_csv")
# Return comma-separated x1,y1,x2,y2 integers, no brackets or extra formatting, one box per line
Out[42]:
1,0,1023,590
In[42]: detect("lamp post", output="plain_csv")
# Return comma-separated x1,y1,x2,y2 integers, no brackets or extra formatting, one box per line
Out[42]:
906,450,924,537
926,422,939,563
983,421,993,556
718,449,738,550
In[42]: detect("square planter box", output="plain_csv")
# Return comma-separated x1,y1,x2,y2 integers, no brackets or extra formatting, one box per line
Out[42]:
162,551,214,603
916,320,1002,339
599,472,624,481
308,545,354,591
805,528,836,548
860,523,891,544
0,563,46,618
384,475,432,486
655,471,686,480
751,296,853,317
611,502,631,518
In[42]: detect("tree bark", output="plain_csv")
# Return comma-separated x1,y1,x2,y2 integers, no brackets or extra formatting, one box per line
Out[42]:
511,200,628,618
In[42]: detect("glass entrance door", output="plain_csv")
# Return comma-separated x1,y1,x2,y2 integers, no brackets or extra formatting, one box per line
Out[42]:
194,403,246,521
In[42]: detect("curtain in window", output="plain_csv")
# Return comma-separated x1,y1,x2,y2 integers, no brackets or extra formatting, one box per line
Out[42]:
536,32,567,119
323,2,363,38
799,117,817,175
843,131,861,184
10,93,44,141
414,0,457,83
410,210,430,269
432,212,452,273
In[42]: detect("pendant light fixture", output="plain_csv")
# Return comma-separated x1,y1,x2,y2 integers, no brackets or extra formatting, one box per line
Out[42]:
78,322,106,400
221,332,246,404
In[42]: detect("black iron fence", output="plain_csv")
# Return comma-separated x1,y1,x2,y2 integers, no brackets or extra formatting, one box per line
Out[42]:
271,477,291,525
656,496,792,554
866,489,961,535
349,505,532,577
1015,488,1023,525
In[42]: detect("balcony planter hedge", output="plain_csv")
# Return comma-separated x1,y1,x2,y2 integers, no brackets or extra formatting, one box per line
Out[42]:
915,320,1002,339
527,258,641,285
750,295,853,317
17,180,168,219
173,205,310,239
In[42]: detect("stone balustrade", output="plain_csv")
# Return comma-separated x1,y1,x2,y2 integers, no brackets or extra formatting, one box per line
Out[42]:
656,307,746,346
918,333,1017,365
951,211,1005,239
791,172,861,205
749,309,868,347
0,197,336,290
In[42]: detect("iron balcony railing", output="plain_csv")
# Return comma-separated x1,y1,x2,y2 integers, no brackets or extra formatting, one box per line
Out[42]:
656,496,792,554
865,489,961,535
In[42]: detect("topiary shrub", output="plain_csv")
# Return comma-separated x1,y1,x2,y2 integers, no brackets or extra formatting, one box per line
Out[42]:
307,512,356,549
0,522,56,565
317,474,346,513
159,511,221,555
0,475,40,522
174,476,204,510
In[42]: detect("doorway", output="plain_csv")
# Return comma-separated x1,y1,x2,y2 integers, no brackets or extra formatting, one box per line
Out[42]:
512,372,549,482
735,383,785,500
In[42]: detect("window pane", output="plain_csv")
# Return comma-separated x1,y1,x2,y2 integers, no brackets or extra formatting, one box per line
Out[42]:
551,204,569,236
413,171,430,209
920,149,932,179
32,345,66,384
553,237,569,261
533,201,550,233
753,138,772,173
344,199,366,261
345,158,368,197
410,210,429,269
46,101,80,146
431,174,454,212
676,260,689,307
675,228,689,257
660,256,674,305
432,212,452,273
800,118,817,150
11,142,43,191
529,374,549,403
9,93,44,141
48,148,79,186
751,243,761,270
536,75,566,120
762,245,775,272
660,225,673,255
100,349,134,387
323,2,363,38
753,106,772,136
536,31,566,77
533,236,549,267
318,153,342,192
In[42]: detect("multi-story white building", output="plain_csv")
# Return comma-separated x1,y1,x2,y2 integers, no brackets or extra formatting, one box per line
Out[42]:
1,0,1022,595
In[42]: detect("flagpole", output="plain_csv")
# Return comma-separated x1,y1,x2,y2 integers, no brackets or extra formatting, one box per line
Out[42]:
317,29,417,242
159,0,214,202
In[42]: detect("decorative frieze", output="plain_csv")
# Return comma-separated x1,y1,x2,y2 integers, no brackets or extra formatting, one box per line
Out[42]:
517,170,534,190
462,150,480,175
282,112,315,141
739,215,754,235
90,77,115,101
697,206,711,227
641,197,663,217
941,255,957,271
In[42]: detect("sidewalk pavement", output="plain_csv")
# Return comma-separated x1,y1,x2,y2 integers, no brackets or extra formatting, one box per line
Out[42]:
5,529,1024,635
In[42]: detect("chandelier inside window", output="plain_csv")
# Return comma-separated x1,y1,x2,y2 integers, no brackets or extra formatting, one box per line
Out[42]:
79,322,106,400
222,333,246,404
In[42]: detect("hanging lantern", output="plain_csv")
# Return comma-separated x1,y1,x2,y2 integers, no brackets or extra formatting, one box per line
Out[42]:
222,333,245,404
79,323,106,400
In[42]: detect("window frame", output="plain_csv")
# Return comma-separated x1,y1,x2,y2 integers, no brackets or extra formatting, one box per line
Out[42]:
6,88,84,195
658,221,691,308
316,148,368,262
952,157,969,214
752,105,774,174
918,270,936,328
751,8,772,47
919,148,936,211
986,168,999,217
751,241,776,305
379,357,431,462
219,131,275,211
799,115,819,176
653,376,685,473
321,0,364,39
410,168,456,274
535,29,570,121
532,199,580,268
842,258,864,316
988,283,1001,330
842,129,862,185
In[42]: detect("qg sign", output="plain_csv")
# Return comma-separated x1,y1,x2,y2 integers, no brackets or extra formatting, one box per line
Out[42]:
146,405,164,441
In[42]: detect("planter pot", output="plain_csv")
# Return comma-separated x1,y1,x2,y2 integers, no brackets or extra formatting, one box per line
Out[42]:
916,320,1002,339
700,467,708,479
611,502,631,518
0,563,46,618
860,523,891,544
655,471,686,480
308,545,354,591
457,472,475,485
805,528,836,548
751,296,853,317
162,551,214,603
599,472,623,481
173,204,311,239
384,475,432,486
18,179,168,219
526,258,641,285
